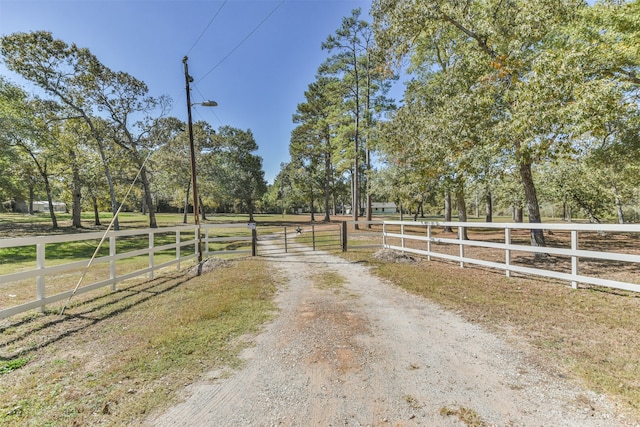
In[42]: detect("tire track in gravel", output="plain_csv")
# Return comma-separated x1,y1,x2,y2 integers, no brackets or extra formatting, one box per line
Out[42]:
149,241,630,426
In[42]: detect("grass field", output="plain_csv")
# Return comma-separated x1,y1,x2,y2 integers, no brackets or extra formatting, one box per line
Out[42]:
0,257,279,426
0,211,315,238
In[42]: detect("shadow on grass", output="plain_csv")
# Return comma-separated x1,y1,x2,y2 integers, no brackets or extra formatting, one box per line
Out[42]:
0,272,192,361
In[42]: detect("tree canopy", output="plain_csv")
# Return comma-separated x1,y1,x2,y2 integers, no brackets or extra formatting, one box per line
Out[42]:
3,2,640,230
0,31,267,226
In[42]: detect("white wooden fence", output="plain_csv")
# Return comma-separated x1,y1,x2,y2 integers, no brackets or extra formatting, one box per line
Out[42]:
0,224,253,320
383,221,640,293
5,220,638,320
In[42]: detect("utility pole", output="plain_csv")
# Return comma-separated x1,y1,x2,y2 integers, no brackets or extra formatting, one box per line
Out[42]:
183,56,202,263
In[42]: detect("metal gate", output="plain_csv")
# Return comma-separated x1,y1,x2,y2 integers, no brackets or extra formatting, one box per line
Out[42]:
254,223,344,256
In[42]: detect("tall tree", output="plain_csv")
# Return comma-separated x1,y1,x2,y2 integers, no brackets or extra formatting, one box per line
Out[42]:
321,9,397,223
15,99,64,228
292,77,345,222
214,126,267,222
1,31,168,229
0,78,68,227
0,78,28,208
373,0,597,247
87,64,172,228
2,32,122,228
320,8,370,223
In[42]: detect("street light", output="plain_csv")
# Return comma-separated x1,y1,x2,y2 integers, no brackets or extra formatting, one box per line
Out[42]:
183,55,217,263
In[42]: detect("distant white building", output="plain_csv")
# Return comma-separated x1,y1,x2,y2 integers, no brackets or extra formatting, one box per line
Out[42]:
346,202,397,215
32,201,67,213
371,202,397,214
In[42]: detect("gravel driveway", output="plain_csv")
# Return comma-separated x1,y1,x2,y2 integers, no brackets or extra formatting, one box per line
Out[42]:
150,242,627,426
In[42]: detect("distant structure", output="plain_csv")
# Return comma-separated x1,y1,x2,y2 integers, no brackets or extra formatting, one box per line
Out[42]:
32,201,67,213
371,202,397,215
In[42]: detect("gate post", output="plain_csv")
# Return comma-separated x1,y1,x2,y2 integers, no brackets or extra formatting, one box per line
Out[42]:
252,228,257,256
312,225,316,251
284,226,288,253
341,221,347,252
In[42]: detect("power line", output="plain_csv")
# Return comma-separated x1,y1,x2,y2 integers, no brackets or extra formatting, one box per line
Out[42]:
185,0,228,56
197,0,286,83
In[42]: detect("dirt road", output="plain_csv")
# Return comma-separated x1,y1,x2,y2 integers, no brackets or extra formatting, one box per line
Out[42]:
149,243,627,426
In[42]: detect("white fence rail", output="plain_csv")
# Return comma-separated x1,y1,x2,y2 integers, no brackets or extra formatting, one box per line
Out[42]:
0,224,254,320
7,219,637,320
345,220,384,251
383,221,640,293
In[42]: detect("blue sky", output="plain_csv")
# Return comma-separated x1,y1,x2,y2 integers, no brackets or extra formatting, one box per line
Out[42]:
0,0,396,183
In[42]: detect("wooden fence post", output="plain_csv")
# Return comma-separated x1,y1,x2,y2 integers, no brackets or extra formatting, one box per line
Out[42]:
505,228,511,278
427,224,431,261
149,232,154,279
36,242,45,313
110,235,116,290
176,230,181,271
571,230,579,289
458,226,464,268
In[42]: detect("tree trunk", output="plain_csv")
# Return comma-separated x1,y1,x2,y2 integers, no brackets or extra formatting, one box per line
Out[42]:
91,194,101,226
324,152,331,222
352,47,361,226
485,189,492,222
42,174,58,230
412,202,424,221
94,140,119,231
183,180,190,224
443,191,453,232
139,165,157,228
70,149,83,228
514,205,523,222
199,196,207,221
365,46,373,226
353,155,359,224
310,192,315,222
587,212,601,224
612,180,625,224
248,199,255,222
366,146,372,223
456,184,468,240
519,161,545,247
332,191,337,218
27,151,58,229
28,185,34,215
475,193,479,218
352,167,359,230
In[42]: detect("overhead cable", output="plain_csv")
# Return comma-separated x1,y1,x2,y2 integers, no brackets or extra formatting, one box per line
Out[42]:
186,0,228,56
197,0,286,83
